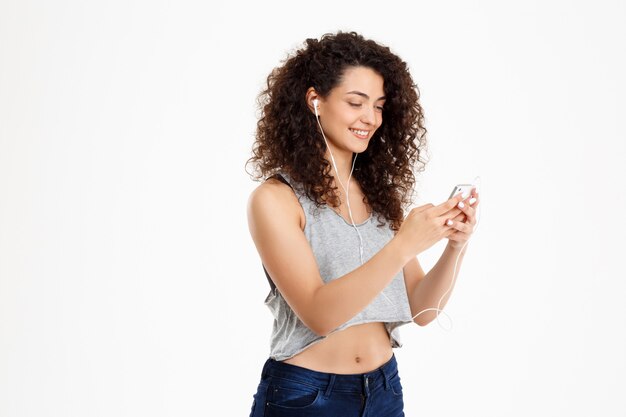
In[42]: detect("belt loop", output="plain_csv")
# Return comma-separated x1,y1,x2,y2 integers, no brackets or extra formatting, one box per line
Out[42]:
323,374,336,399
380,363,390,391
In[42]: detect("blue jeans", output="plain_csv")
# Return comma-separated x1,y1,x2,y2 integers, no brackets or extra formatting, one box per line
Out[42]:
248,353,405,416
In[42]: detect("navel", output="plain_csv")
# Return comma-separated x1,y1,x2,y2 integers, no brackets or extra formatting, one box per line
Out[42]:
355,356,361,363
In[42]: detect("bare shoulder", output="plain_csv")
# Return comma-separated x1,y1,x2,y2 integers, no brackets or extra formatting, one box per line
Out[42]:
247,176,305,231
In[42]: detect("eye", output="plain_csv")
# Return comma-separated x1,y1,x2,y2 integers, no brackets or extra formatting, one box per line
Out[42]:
348,103,385,111
349,102,384,112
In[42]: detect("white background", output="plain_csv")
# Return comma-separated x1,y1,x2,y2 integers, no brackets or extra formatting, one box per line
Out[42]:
1,0,625,416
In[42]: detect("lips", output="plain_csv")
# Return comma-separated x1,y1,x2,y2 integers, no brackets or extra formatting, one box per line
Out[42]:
349,128,369,139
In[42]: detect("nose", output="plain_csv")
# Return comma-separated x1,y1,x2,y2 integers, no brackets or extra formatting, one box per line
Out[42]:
361,105,377,126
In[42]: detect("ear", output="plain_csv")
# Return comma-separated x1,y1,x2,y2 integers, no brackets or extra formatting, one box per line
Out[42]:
305,87,320,116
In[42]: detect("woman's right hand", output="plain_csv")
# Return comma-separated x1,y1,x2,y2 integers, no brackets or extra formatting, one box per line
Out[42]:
394,193,465,257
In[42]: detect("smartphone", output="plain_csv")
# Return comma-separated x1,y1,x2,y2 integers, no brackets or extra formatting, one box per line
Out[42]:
449,184,475,200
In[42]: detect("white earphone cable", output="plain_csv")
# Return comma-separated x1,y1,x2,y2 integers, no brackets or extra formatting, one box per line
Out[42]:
314,100,480,330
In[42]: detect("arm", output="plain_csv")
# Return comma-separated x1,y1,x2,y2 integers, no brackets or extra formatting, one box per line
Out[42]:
247,182,411,337
407,242,468,326
310,237,410,335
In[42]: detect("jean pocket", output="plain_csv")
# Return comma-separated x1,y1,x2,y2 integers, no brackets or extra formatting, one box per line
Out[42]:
266,377,323,410
388,370,403,397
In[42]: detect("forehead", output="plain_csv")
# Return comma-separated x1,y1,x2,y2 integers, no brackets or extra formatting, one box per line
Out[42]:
333,66,385,97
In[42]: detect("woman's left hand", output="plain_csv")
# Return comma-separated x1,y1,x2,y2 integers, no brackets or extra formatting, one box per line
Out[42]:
446,187,480,250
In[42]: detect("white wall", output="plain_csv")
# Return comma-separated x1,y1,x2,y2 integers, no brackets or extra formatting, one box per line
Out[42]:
1,0,624,416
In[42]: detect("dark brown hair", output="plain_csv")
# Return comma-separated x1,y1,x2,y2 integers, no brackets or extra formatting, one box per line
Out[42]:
245,30,429,231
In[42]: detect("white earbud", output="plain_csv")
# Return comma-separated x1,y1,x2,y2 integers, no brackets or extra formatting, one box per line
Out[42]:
313,98,319,116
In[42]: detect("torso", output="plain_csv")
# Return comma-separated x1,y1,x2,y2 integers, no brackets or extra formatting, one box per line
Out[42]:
271,175,394,374
282,322,394,374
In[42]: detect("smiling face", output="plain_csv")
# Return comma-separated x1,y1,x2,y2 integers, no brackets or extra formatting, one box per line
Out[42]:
308,66,385,155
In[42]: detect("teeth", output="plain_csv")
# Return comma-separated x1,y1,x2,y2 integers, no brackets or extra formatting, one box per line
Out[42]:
350,128,368,136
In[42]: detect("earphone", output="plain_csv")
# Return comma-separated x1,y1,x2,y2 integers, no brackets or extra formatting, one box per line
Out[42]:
314,98,367,268
313,97,482,330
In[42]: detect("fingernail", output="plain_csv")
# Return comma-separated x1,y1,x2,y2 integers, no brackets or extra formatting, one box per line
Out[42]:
447,219,453,226
469,197,477,205
457,201,465,208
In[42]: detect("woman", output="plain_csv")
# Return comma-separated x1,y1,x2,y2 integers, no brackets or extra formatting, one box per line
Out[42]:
245,31,479,417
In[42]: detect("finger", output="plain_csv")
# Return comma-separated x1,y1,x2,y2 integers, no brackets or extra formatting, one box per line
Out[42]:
468,190,479,204
435,193,465,217
467,196,480,221
446,194,476,221
452,207,468,221
444,204,469,221
456,198,475,218
462,192,480,210
452,212,466,222
413,203,435,213
444,216,468,229
448,218,474,234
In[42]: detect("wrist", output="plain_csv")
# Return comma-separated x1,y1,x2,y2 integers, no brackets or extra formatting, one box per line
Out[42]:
446,241,467,252
389,234,414,266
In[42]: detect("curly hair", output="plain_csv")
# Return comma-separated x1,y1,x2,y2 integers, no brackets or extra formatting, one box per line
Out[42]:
245,30,429,232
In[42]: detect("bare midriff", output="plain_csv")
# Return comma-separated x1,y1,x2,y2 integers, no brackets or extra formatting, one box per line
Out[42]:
281,322,394,374
278,178,393,374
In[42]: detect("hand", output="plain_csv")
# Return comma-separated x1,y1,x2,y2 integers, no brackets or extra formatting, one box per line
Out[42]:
445,187,480,250
395,192,470,258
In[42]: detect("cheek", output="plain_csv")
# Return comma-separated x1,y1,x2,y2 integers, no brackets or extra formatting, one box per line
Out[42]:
332,114,356,130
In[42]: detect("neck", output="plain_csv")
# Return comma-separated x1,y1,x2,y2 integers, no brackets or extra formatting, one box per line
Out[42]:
324,147,357,190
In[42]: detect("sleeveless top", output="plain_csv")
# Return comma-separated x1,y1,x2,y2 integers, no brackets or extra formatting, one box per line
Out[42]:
262,170,414,361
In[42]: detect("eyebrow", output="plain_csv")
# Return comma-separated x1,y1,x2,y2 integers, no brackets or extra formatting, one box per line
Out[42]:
346,90,386,101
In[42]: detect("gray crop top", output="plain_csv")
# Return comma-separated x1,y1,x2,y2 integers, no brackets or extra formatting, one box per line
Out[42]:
262,170,414,361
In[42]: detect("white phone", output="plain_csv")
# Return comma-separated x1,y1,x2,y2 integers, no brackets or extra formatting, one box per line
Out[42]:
449,184,475,200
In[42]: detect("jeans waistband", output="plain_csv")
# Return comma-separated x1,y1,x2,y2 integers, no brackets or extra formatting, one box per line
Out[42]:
260,353,398,394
